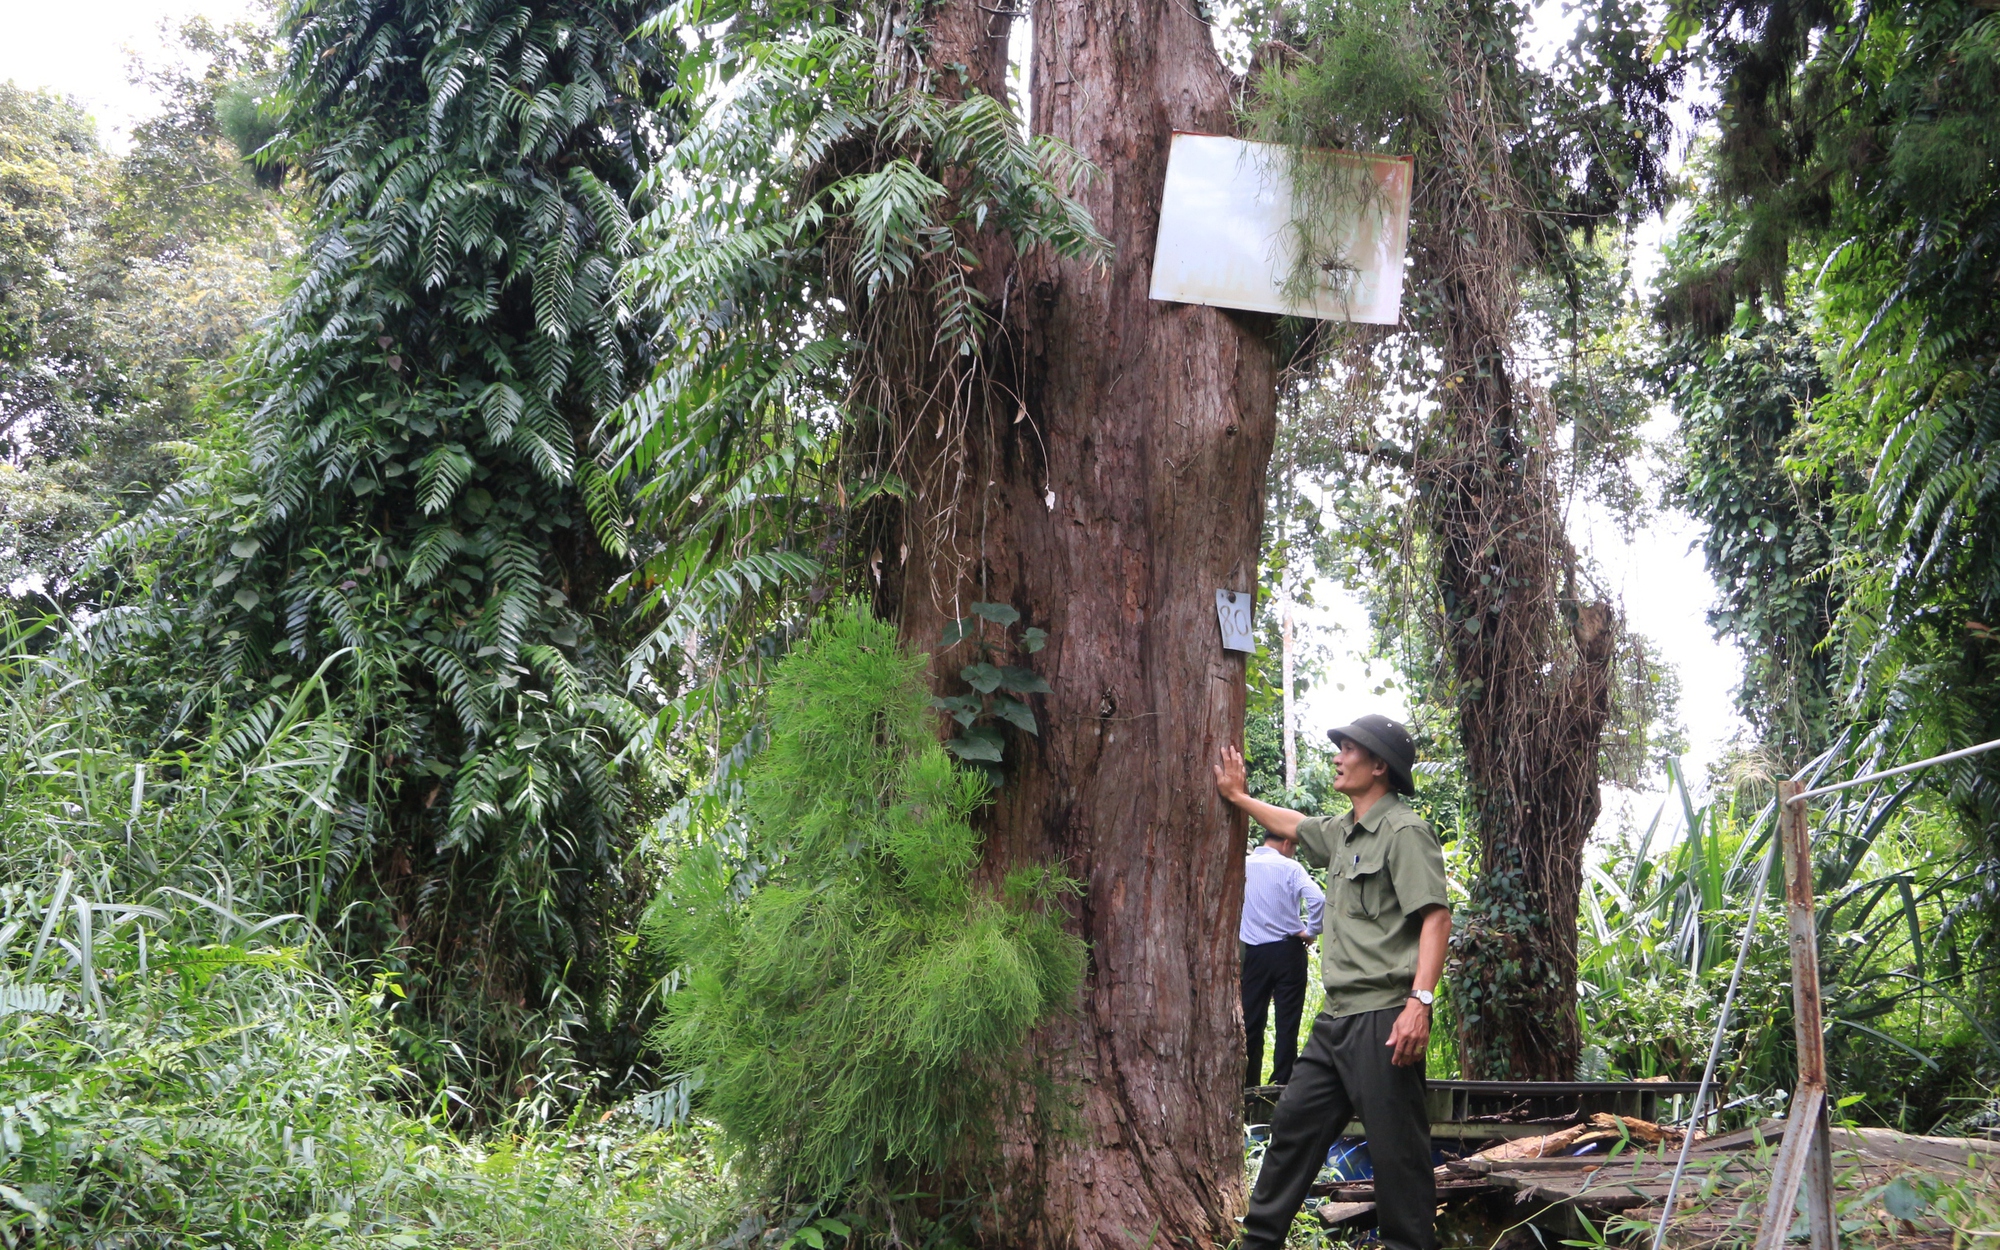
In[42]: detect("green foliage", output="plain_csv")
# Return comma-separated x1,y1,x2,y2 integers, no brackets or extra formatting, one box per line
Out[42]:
0,86,98,398
1247,0,1681,259
0,610,728,1246
1654,203,1840,755
83,0,681,1111
0,23,294,604
609,12,1105,709
1659,0,2000,967
931,600,1051,780
647,606,1083,1212
1578,752,1995,1126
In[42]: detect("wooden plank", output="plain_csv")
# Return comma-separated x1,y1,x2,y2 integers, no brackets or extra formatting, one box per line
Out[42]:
1474,1155,1734,1174
1310,1178,1497,1201
1317,1201,1376,1227
1777,779,1838,1250
1754,1085,1827,1250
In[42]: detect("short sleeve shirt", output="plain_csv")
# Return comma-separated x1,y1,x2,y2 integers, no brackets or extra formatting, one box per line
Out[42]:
1293,794,1450,1018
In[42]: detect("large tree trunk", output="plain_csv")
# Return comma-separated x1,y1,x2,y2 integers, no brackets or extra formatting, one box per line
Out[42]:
1407,44,1617,1081
876,0,1278,1243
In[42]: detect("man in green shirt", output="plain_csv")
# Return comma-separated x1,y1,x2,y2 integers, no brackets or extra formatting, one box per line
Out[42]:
1214,713,1452,1250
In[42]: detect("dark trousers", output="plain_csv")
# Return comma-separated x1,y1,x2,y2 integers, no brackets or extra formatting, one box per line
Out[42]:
1241,938,1309,1087
1242,1007,1436,1250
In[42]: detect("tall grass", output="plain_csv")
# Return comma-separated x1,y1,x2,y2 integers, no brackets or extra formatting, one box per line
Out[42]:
0,613,727,1246
1578,746,1996,1131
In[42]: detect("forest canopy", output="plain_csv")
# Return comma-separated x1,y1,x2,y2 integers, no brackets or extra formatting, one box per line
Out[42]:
0,0,1996,1242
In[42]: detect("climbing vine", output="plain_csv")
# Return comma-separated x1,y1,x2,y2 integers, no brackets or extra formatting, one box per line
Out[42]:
1247,0,1683,1077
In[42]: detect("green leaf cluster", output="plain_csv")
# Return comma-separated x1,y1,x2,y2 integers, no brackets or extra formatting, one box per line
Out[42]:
79,0,681,1109
646,606,1082,1208
606,11,1105,702
932,600,1049,778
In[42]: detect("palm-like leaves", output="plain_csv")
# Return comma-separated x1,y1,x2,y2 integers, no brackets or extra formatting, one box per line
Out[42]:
1579,743,1994,1118
606,19,1105,766
81,0,680,1109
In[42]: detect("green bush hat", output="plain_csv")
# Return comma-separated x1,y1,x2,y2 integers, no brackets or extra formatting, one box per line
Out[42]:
1327,714,1417,795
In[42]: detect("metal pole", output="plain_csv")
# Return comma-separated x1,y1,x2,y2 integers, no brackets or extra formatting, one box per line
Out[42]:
1649,819,1780,1250
1282,603,1296,792
1784,735,2000,805
1754,780,1836,1250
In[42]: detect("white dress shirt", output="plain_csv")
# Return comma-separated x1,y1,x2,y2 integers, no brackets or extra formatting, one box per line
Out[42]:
1240,844,1326,944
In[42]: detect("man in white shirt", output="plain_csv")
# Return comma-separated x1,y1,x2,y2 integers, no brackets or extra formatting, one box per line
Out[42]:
1241,829,1325,1086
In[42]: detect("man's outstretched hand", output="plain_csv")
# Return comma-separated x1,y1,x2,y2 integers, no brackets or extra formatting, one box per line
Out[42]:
1214,743,1250,803
1214,743,1305,840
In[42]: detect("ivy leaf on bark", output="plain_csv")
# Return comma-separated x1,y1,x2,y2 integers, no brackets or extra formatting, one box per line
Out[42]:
996,666,1050,695
990,695,1038,735
946,727,1005,762
931,693,984,727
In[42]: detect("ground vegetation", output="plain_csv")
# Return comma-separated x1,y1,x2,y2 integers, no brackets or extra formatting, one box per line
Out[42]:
0,615,728,1245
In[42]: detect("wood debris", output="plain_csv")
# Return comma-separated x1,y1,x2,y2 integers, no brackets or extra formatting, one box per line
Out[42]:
1463,1112,1694,1162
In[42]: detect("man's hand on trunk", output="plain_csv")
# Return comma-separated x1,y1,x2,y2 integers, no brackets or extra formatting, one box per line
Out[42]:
1213,744,1250,802
1213,744,1306,840
1387,999,1430,1067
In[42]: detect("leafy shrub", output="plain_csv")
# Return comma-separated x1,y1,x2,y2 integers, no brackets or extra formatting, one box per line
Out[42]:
1577,754,1996,1127
647,606,1084,1208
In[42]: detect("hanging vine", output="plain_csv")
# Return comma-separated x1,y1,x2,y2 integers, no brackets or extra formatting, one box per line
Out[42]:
1247,0,1682,1077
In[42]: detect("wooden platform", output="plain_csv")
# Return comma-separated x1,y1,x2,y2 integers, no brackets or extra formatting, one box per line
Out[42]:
1245,1079,1703,1140
1308,1121,2000,1247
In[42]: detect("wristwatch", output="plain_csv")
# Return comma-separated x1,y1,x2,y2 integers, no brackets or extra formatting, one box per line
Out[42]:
1409,988,1435,1007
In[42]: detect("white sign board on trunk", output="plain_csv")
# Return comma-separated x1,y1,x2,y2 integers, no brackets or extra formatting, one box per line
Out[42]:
1148,133,1413,325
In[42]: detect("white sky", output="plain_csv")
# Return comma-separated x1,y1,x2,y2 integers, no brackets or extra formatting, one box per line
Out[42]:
0,0,265,150
11,0,1747,835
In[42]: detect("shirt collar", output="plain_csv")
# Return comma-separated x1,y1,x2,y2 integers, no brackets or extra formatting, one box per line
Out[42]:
1345,794,1407,837
1249,844,1287,859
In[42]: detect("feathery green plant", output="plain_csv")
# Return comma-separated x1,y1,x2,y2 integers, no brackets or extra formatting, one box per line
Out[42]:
646,606,1083,1216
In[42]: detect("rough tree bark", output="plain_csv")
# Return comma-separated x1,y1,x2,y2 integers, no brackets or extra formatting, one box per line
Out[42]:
873,0,1279,1243
1406,46,1617,1081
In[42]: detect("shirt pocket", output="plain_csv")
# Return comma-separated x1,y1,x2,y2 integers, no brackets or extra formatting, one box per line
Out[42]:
1338,845,1391,920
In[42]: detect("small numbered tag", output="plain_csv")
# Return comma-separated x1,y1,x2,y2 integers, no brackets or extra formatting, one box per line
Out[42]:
1215,588,1255,652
